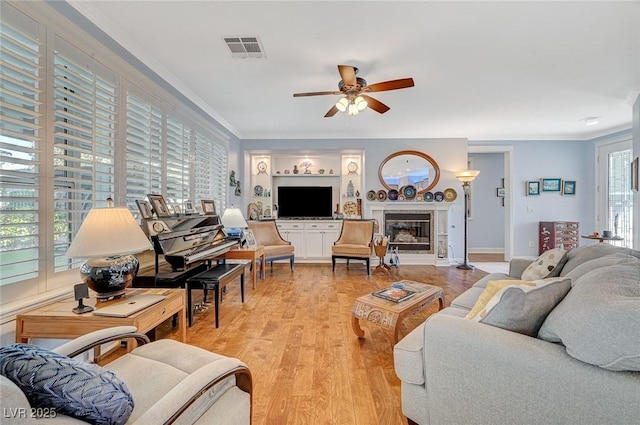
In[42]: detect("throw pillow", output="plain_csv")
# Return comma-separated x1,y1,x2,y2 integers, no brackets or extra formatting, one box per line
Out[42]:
465,280,536,320
521,247,567,281
538,265,640,371
0,344,134,425
478,277,571,336
563,253,640,284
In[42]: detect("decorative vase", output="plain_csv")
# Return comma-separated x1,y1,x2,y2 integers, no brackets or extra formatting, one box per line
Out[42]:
437,241,446,258
293,165,299,174
81,255,139,299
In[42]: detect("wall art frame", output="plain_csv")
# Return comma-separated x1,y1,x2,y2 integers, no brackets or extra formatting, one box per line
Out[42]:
147,194,171,218
562,180,576,195
541,178,562,192
527,181,540,196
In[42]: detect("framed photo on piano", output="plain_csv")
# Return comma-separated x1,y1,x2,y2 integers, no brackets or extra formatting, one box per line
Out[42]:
136,200,153,219
148,194,171,218
242,229,257,248
201,199,217,215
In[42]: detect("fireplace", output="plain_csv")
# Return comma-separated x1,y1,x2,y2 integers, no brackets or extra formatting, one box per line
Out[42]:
384,211,433,253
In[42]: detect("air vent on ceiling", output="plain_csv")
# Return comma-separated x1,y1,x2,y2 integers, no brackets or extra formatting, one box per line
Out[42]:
223,36,266,59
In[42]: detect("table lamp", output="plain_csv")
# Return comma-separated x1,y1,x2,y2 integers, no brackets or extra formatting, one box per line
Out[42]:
65,206,152,299
221,206,248,239
455,170,480,270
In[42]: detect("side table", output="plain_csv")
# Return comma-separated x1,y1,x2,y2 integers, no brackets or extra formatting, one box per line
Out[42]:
352,281,444,344
221,245,265,289
15,288,186,356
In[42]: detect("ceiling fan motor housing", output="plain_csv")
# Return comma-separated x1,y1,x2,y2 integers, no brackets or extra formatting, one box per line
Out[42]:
338,77,367,92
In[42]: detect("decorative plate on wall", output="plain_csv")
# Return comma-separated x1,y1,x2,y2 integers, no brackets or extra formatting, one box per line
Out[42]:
401,185,417,200
367,190,377,201
253,185,264,196
423,192,434,202
434,191,445,202
343,201,357,216
377,190,387,201
388,189,399,201
444,188,457,202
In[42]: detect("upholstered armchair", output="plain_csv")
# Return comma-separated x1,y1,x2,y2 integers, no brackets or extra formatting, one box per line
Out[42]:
247,219,295,271
0,326,252,424
331,219,375,275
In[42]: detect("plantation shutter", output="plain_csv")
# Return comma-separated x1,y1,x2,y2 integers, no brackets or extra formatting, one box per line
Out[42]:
0,8,42,286
125,90,162,215
165,115,191,205
52,37,116,271
210,128,229,213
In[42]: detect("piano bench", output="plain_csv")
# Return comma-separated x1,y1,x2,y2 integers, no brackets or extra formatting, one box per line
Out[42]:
186,263,245,328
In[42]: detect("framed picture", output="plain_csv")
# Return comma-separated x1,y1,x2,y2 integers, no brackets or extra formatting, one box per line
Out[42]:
562,180,576,195
136,200,153,219
542,178,562,192
201,199,217,215
632,157,639,192
172,204,182,214
148,194,171,218
496,188,506,197
527,181,540,196
184,200,195,214
242,229,257,248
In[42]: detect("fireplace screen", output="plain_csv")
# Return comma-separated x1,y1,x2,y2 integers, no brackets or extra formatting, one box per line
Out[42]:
384,212,432,252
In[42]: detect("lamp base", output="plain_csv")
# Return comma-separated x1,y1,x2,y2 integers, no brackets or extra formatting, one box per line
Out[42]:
456,262,475,270
80,255,139,300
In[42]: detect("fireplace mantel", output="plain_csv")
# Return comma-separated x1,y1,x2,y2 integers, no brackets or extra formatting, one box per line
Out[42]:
367,202,451,266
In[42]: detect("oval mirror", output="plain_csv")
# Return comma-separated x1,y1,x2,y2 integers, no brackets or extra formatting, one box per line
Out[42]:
378,150,440,194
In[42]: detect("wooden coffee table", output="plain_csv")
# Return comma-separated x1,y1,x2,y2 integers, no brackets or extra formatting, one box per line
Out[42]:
352,280,444,344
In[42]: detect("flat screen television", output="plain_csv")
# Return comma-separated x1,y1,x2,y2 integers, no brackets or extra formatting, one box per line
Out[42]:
277,186,333,219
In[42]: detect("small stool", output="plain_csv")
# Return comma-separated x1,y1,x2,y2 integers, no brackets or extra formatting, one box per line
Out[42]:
186,263,245,328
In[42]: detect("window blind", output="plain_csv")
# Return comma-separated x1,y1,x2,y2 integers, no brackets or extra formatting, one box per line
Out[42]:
165,115,191,205
0,9,42,286
52,38,116,271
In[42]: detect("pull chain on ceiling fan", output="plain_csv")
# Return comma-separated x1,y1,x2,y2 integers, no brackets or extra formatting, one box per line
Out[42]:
293,65,414,117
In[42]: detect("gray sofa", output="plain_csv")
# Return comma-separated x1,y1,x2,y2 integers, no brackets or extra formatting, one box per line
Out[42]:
394,243,640,425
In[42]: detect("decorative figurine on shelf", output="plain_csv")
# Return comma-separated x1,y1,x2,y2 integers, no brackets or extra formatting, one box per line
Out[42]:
229,170,237,187
292,165,299,174
438,241,447,258
300,160,312,174
329,169,334,174
318,169,325,174
347,180,355,197
284,169,290,174
234,181,241,196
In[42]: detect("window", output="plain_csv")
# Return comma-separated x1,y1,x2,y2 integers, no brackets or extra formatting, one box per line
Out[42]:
0,7,41,287
597,138,634,248
0,2,229,306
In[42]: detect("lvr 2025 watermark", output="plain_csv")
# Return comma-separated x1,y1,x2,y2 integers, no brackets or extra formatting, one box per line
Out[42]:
3,407,57,419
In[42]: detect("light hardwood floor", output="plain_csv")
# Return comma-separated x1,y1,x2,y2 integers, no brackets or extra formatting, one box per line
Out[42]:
156,262,487,425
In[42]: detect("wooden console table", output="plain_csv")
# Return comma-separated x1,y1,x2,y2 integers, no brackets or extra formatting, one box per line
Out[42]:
15,288,186,350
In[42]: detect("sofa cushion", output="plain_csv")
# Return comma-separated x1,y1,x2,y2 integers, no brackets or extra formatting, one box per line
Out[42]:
476,277,571,336
0,344,134,425
465,280,536,319
521,247,567,280
563,253,640,284
538,265,640,371
558,243,640,276
450,287,486,310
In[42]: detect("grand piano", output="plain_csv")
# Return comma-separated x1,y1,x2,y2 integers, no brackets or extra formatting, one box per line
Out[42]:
134,215,238,288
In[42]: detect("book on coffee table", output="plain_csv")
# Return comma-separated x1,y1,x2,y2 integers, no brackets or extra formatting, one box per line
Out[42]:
372,286,416,303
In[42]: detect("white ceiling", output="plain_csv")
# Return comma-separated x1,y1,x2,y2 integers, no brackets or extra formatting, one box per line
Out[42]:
67,1,640,141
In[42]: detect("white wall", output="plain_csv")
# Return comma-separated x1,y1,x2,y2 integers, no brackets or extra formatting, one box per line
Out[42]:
468,153,505,252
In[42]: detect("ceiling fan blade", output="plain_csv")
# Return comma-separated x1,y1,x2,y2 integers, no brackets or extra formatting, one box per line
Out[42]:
324,105,339,117
337,65,357,86
367,78,415,92
362,95,390,114
293,91,342,97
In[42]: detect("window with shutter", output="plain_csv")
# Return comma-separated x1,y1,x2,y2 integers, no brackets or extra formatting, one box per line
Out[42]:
0,8,41,287
165,115,191,205
52,37,116,272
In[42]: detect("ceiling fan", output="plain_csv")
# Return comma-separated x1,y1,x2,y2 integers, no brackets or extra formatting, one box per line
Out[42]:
293,65,415,117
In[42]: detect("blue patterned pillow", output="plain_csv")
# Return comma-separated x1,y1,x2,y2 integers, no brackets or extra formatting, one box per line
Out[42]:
0,344,134,425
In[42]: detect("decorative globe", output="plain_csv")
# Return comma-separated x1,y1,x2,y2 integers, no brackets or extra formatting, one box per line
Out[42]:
80,255,139,299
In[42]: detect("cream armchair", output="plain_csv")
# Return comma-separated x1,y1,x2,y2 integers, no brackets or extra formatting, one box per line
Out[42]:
331,219,375,275
247,219,295,271
0,326,252,424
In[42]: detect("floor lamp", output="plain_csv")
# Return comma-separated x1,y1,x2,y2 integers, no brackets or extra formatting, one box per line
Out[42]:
455,170,480,270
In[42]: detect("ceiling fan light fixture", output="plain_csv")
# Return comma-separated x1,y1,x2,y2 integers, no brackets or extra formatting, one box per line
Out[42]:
336,97,349,112
354,96,368,111
348,103,360,116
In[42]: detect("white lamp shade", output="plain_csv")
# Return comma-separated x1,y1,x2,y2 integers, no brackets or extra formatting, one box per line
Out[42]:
455,170,481,183
221,207,248,228
65,207,152,258
335,97,349,112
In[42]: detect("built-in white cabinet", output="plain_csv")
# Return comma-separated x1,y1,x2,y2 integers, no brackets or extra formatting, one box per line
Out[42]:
305,221,341,258
276,220,343,262
248,155,273,219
